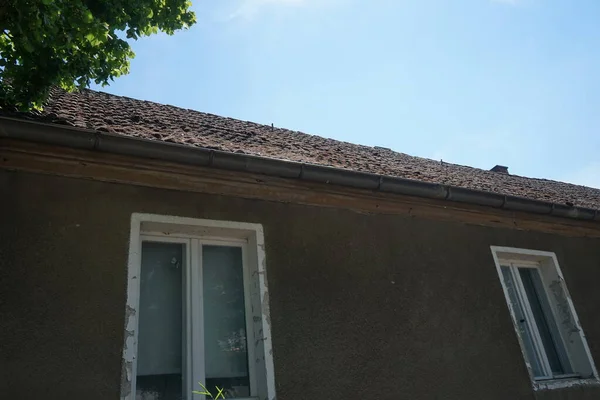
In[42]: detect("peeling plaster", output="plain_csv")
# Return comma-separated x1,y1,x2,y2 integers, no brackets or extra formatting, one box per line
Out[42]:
549,279,580,336
125,304,136,318
262,291,271,327
120,361,133,397
121,295,138,398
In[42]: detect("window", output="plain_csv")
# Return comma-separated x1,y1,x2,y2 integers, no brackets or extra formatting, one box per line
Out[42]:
122,214,275,400
491,247,599,390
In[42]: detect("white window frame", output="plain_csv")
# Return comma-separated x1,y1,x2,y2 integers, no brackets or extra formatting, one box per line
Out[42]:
120,213,276,400
491,246,599,391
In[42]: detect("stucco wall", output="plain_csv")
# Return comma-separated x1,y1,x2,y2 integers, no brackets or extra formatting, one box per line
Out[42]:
1,170,600,400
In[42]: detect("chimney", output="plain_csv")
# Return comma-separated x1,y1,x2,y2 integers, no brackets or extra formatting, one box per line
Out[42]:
490,165,509,174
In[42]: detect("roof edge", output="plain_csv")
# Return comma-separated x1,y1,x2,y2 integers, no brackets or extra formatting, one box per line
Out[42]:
1,116,598,223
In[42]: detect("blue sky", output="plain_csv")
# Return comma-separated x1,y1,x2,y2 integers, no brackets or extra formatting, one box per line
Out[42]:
93,0,600,188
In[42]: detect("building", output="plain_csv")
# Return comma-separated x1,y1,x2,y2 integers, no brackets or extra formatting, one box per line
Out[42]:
1,88,600,400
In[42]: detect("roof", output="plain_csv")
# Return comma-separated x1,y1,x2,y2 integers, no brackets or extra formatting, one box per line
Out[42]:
4,88,600,211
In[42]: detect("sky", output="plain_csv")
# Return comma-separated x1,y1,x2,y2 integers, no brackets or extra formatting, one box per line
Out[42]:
92,0,600,189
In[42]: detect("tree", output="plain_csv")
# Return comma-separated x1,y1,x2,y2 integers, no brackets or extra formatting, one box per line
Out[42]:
0,0,195,110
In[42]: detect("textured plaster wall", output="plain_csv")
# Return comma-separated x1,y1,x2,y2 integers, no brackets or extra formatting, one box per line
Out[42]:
1,170,600,400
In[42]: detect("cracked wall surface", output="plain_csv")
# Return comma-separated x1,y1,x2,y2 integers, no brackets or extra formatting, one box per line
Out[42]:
2,170,600,400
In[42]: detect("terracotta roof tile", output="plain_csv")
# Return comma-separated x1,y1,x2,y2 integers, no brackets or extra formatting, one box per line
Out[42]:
6,88,600,211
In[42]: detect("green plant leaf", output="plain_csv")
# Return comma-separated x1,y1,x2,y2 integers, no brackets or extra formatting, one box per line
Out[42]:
0,0,196,110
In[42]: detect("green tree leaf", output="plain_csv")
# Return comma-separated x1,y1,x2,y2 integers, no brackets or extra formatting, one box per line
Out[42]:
0,0,196,111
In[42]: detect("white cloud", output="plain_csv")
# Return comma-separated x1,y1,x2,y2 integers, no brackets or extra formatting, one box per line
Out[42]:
561,162,600,189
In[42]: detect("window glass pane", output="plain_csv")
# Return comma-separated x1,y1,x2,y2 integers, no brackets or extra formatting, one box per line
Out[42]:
137,242,184,400
501,266,545,378
203,245,250,398
519,268,571,375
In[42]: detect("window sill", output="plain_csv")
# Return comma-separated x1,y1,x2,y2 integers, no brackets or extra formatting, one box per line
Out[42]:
533,377,600,391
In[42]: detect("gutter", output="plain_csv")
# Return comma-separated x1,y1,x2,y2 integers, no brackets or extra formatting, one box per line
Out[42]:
1,116,599,223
